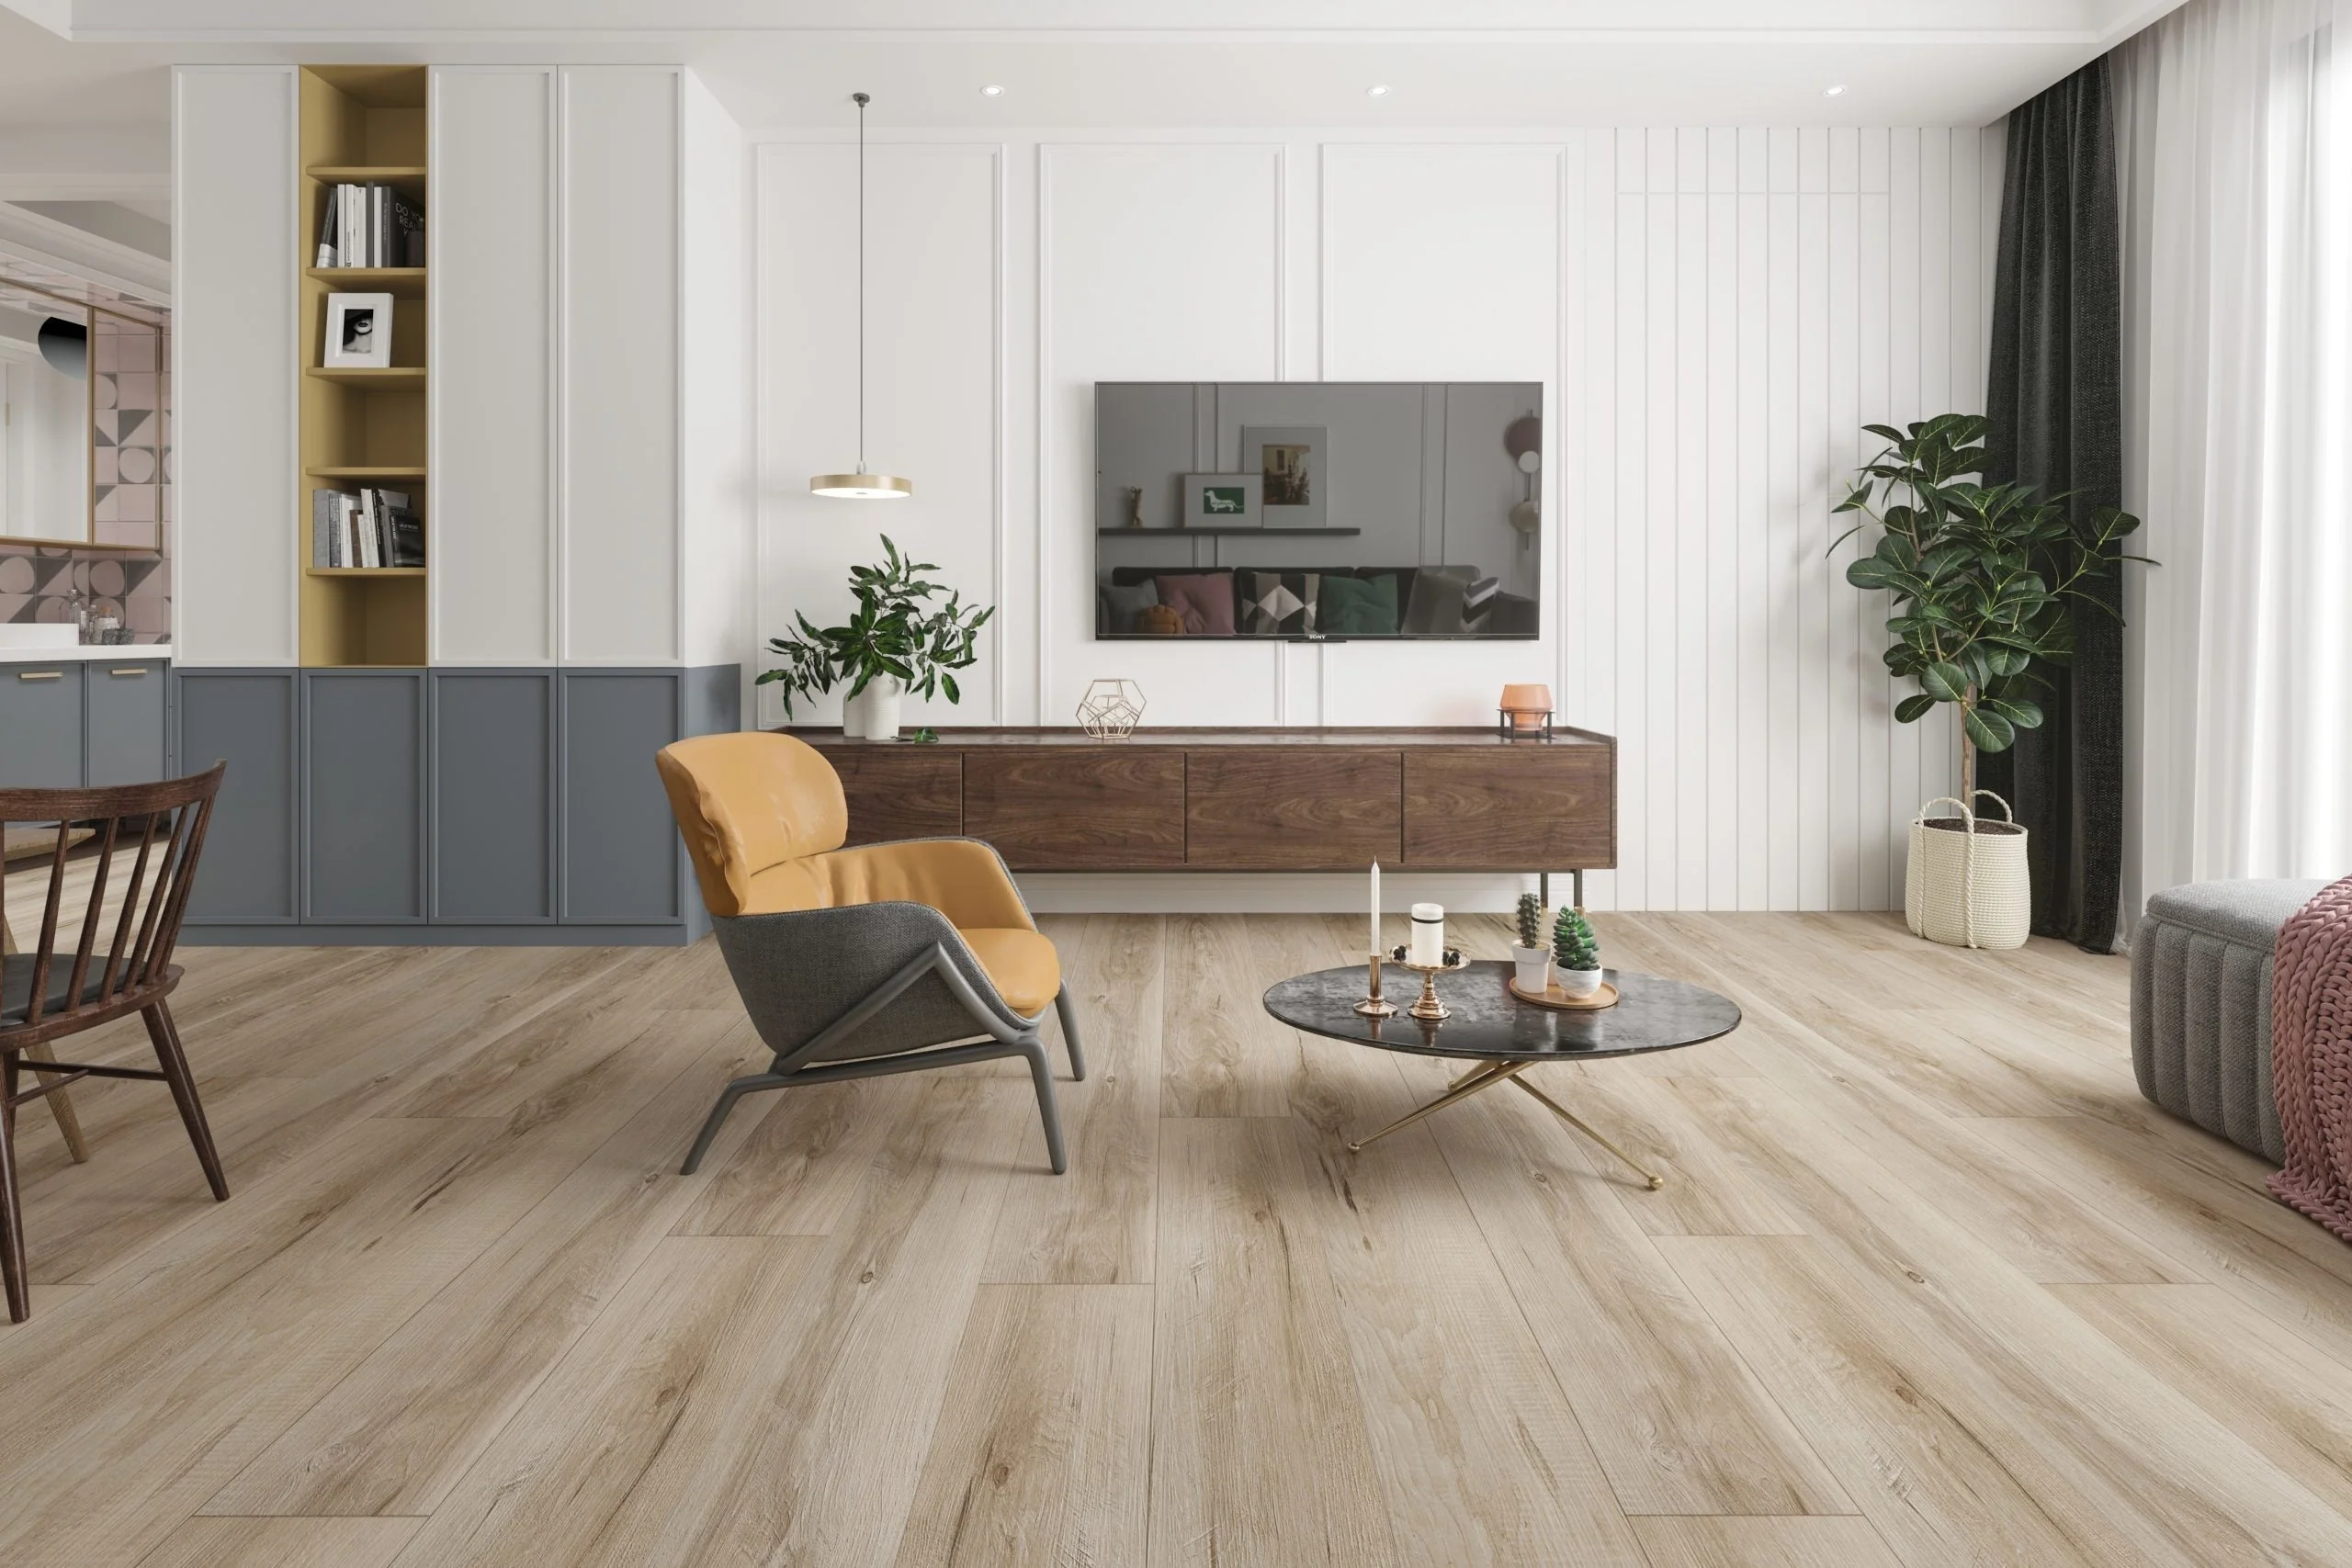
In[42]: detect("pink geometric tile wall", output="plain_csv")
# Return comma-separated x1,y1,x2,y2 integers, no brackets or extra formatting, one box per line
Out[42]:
0,318,171,643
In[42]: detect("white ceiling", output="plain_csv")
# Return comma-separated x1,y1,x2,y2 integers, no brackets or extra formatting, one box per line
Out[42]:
0,0,2194,177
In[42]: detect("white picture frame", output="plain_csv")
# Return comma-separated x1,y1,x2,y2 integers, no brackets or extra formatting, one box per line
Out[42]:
1240,424,1328,530
322,291,394,368
1180,471,1262,528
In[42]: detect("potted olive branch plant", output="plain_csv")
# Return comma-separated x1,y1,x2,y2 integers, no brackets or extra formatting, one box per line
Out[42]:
759,536,995,740
1832,413,2150,947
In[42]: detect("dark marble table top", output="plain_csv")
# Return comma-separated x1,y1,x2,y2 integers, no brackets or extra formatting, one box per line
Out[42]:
1262,960,1741,1063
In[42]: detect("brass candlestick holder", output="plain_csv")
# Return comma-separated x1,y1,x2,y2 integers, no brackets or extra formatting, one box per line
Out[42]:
1353,953,1397,1018
1374,943,1469,1021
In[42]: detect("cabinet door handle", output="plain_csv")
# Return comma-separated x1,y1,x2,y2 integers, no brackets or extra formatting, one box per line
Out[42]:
17,671,62,682
110,667,148,677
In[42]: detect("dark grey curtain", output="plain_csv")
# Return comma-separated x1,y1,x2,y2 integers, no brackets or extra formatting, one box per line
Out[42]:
1979,57,2125,953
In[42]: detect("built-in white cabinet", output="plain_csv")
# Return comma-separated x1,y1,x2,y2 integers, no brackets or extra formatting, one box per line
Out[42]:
173,67,299,667
562,68,684,664
168,62,751,943
431,67,557,665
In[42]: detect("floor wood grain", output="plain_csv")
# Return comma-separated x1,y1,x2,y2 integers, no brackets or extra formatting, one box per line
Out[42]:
0,914,2345,1567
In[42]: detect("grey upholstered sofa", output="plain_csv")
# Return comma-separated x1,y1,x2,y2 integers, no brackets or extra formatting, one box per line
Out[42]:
2132,878,2326,1162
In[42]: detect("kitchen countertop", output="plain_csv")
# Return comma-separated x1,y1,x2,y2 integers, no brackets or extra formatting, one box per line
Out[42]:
0,643,172,665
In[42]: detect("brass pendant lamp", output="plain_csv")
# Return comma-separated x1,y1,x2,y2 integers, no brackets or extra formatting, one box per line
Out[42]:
810,92,912,500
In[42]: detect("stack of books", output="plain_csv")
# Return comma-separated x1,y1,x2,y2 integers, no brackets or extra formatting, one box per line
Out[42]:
312,487,424,569
314,183,424,268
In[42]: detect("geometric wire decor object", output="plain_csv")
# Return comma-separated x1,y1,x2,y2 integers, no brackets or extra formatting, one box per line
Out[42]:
1076,678,1146,741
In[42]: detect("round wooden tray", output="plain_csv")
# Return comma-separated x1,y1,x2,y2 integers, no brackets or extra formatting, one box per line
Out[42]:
1507,976,1622,1011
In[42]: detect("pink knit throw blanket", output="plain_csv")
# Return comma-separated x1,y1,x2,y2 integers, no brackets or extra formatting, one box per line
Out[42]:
2269,874,2352,1241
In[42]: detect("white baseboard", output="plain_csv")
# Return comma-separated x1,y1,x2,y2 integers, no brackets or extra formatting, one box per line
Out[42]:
1012,871,1551,915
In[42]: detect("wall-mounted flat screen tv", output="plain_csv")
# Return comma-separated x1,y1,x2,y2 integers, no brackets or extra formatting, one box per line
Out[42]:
1094,381,1542,640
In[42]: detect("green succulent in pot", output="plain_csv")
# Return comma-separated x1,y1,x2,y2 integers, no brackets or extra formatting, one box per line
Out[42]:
1515,893,1546,951
1553,908,1600,974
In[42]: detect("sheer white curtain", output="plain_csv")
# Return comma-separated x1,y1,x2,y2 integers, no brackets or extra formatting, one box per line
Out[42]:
2118,0,2352,916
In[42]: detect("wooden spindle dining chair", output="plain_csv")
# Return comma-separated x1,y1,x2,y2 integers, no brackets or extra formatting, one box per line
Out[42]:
0,764,230,1323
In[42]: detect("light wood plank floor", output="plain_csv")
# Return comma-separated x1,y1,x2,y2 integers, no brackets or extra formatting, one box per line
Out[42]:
5,912,2351,1567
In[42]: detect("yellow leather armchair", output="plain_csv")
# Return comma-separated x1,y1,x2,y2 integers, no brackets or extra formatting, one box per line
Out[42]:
656,731,1081,1175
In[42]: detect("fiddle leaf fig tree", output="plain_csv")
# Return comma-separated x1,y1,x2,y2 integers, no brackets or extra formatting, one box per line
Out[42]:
1832,414,2151,807
758,535,995,720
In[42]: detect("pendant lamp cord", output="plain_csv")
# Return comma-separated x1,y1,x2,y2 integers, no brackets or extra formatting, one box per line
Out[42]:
854,91,869,474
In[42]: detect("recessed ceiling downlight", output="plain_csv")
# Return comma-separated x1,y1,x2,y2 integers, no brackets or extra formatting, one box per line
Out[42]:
1367,84,1391,97
1824,84,1848,96
981,84,1004,96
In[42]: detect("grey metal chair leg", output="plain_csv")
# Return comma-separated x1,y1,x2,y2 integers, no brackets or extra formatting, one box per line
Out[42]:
1053,983,1088,1081
1020,1035,1069,1175
679,1069,789,1175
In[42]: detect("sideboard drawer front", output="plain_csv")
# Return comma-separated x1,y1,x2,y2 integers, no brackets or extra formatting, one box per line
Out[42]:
1404,747,1614,869
835,749,962,846
1187,749,1401,869
964,749,1186,869
0,664,85,790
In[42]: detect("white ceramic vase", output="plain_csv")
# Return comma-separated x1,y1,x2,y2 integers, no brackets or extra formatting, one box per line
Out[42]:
1510,945,1553,992
1556,967,1603,998
845,676,904,740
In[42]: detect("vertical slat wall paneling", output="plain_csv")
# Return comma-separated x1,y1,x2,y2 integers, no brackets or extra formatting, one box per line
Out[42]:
1736,128,1770,909
1675,130,1708,911
1704,129,1739,912
1859,129,1893,909
1645,130,1677,908
1828,128,1860,910
1614,139,1646,910
1766,128,1801,910
432,68,557,665
1797,128,1830,908
1917,128,1956,839
1888,127,1924,907
1578,132,1618,911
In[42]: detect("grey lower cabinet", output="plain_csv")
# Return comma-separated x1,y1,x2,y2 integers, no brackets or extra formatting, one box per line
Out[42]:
85,660,170,786
304,671,428,923
433,671,556,923
560,671,685,925
177,669,301,923
0,663,86,789
172,664,730,942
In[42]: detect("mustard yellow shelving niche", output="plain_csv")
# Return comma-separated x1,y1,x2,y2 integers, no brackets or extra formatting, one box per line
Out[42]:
299,63,429,668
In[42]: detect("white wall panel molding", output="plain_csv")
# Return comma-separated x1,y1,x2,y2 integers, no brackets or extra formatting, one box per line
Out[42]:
1035,141,1285,729
172,65,299,668
757,141,1005,729
750,122,1997,909
431,65,558,665
558,65,683,665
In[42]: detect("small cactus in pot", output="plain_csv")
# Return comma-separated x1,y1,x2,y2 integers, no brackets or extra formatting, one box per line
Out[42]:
1552,908,1602,998
1510,893,1553,991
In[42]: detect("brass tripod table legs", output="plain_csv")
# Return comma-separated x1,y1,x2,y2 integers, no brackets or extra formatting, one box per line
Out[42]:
1345,1057,1668,1190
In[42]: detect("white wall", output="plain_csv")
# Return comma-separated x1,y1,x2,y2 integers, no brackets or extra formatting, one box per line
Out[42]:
173,65,297,667
755,125,2000,910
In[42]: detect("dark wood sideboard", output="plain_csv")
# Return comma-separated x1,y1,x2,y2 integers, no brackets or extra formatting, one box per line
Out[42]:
786,727,1616,874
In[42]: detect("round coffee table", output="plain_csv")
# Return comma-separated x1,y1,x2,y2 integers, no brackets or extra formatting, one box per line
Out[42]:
1262,960,1741,1187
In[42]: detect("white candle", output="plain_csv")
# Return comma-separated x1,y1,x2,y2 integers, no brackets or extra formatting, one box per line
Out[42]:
1369,862,1382,956
1409,901,1446,966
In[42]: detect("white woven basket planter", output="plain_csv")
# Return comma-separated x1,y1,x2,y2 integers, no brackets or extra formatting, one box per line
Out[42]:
1905,791,2030,951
